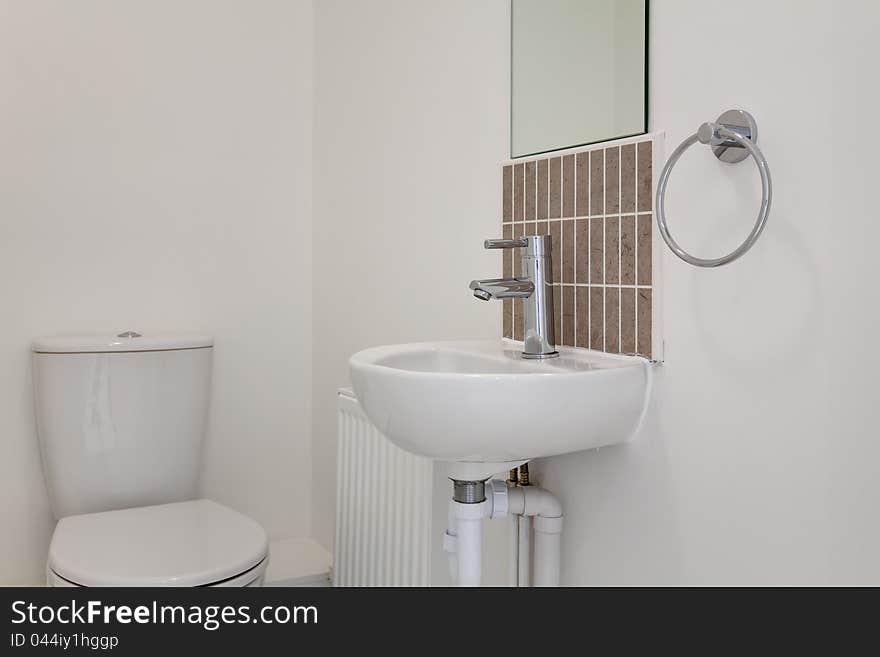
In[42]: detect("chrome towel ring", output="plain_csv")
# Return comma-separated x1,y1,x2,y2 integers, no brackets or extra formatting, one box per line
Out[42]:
655,109,772,267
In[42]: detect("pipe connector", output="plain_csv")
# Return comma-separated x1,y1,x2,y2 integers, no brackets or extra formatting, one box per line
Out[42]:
506,484,563,519
452,479,486,504
487,478,508,519
534,515,564,535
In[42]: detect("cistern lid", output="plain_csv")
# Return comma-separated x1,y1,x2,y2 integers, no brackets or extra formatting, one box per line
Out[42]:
32,331,213,353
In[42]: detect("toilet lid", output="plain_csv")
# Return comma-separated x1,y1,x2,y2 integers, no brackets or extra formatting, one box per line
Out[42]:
49,499,268,586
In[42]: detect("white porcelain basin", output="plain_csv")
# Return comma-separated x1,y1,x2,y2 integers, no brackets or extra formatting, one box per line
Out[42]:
349,340,652,479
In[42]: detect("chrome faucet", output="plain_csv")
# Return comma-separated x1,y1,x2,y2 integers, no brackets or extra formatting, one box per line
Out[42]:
470,235,558,359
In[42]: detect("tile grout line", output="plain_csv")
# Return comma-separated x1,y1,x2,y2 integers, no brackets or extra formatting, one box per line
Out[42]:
618,145,623,353
546,157,550,224
533,159,537,224
554,283,652,289
504,165,509,339
513,164,516,340
547,283,652,288
555,160,561,343
586,152,591,348
521,162,525,340
500,210,652,225
548,161,554,339
602,147,606,353
560,159,565,343
572,155,578,347
513,165,517,339
634,143,640,355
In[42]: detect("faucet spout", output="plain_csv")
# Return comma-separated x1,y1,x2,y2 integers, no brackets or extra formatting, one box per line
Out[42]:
469,278,534,301
472,288,492,301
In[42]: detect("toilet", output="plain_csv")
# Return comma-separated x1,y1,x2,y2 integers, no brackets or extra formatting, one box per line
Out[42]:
32,332,269,587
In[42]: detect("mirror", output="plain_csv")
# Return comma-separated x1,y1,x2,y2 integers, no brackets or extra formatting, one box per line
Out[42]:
511,0,648,158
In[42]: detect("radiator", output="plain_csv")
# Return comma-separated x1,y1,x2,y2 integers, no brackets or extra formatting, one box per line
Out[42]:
334,389,433,586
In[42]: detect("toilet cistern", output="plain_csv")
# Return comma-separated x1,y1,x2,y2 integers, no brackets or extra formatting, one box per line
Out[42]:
32,331,270,587
469,235,557,359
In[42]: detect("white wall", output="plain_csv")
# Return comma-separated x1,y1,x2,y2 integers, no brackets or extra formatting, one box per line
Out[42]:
311,0,510,557
532,0,880,584
0,0,313,584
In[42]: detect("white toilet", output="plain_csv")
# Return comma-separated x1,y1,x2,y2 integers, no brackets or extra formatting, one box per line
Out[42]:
32,332,269,587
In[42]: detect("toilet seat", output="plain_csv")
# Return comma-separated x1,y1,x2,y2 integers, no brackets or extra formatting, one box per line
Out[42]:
48,499,269,587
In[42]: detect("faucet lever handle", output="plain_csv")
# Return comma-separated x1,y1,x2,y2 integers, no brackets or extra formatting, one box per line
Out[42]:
484,238,528,250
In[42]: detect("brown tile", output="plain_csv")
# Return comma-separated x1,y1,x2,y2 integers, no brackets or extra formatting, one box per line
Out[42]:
513,223,524,278
589,217,604,284
548,157,562,218
524,221,536,238
562,154,575,217
549,220,562,283
621,215,636,285
637,141,652,212
513,299,523,341
637,214,652,285
503,299,513,339
553,286,562,348
637,289,652,357
562,220,574,283
605,287,620,353
562,286,575,346
590,150,603,216
621,288,636,354
621,143,636,213
575,151,589,217
524,161,536,221
605,215,620,284
536,159,548,220
575,219,589,284
513,163,524,221
575,287,589,348
535,220,549,236
605,147,620,214
589,286,604,350
502,165,512,222
503,223,513,279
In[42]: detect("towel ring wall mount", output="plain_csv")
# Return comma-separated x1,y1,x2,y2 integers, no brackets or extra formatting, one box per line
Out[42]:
655,109,772,268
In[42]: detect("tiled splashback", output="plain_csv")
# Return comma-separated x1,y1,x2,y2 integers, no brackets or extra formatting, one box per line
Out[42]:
501,135,660,360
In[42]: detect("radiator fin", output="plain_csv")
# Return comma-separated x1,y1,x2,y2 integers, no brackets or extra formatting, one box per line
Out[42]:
334,392,432,586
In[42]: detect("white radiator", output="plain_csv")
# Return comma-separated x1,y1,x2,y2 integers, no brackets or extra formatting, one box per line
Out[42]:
334,389,433,586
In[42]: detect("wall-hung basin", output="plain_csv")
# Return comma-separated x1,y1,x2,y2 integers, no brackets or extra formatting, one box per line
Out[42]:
349,340,652,480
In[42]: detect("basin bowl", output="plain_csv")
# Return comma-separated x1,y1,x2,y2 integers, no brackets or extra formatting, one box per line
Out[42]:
349,340,652,476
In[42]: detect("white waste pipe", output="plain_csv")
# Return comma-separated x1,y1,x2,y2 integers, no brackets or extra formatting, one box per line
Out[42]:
444,481,562,587
453,500,487,586
507,485,563,587
509,515,520,586
443,501,458,582
533,515,563,586
517,516,532,587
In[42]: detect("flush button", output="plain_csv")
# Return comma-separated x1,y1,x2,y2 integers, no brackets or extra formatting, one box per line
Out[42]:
116,331,142,338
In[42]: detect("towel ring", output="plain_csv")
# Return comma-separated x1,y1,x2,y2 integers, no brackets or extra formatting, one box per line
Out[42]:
655,109,772,268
